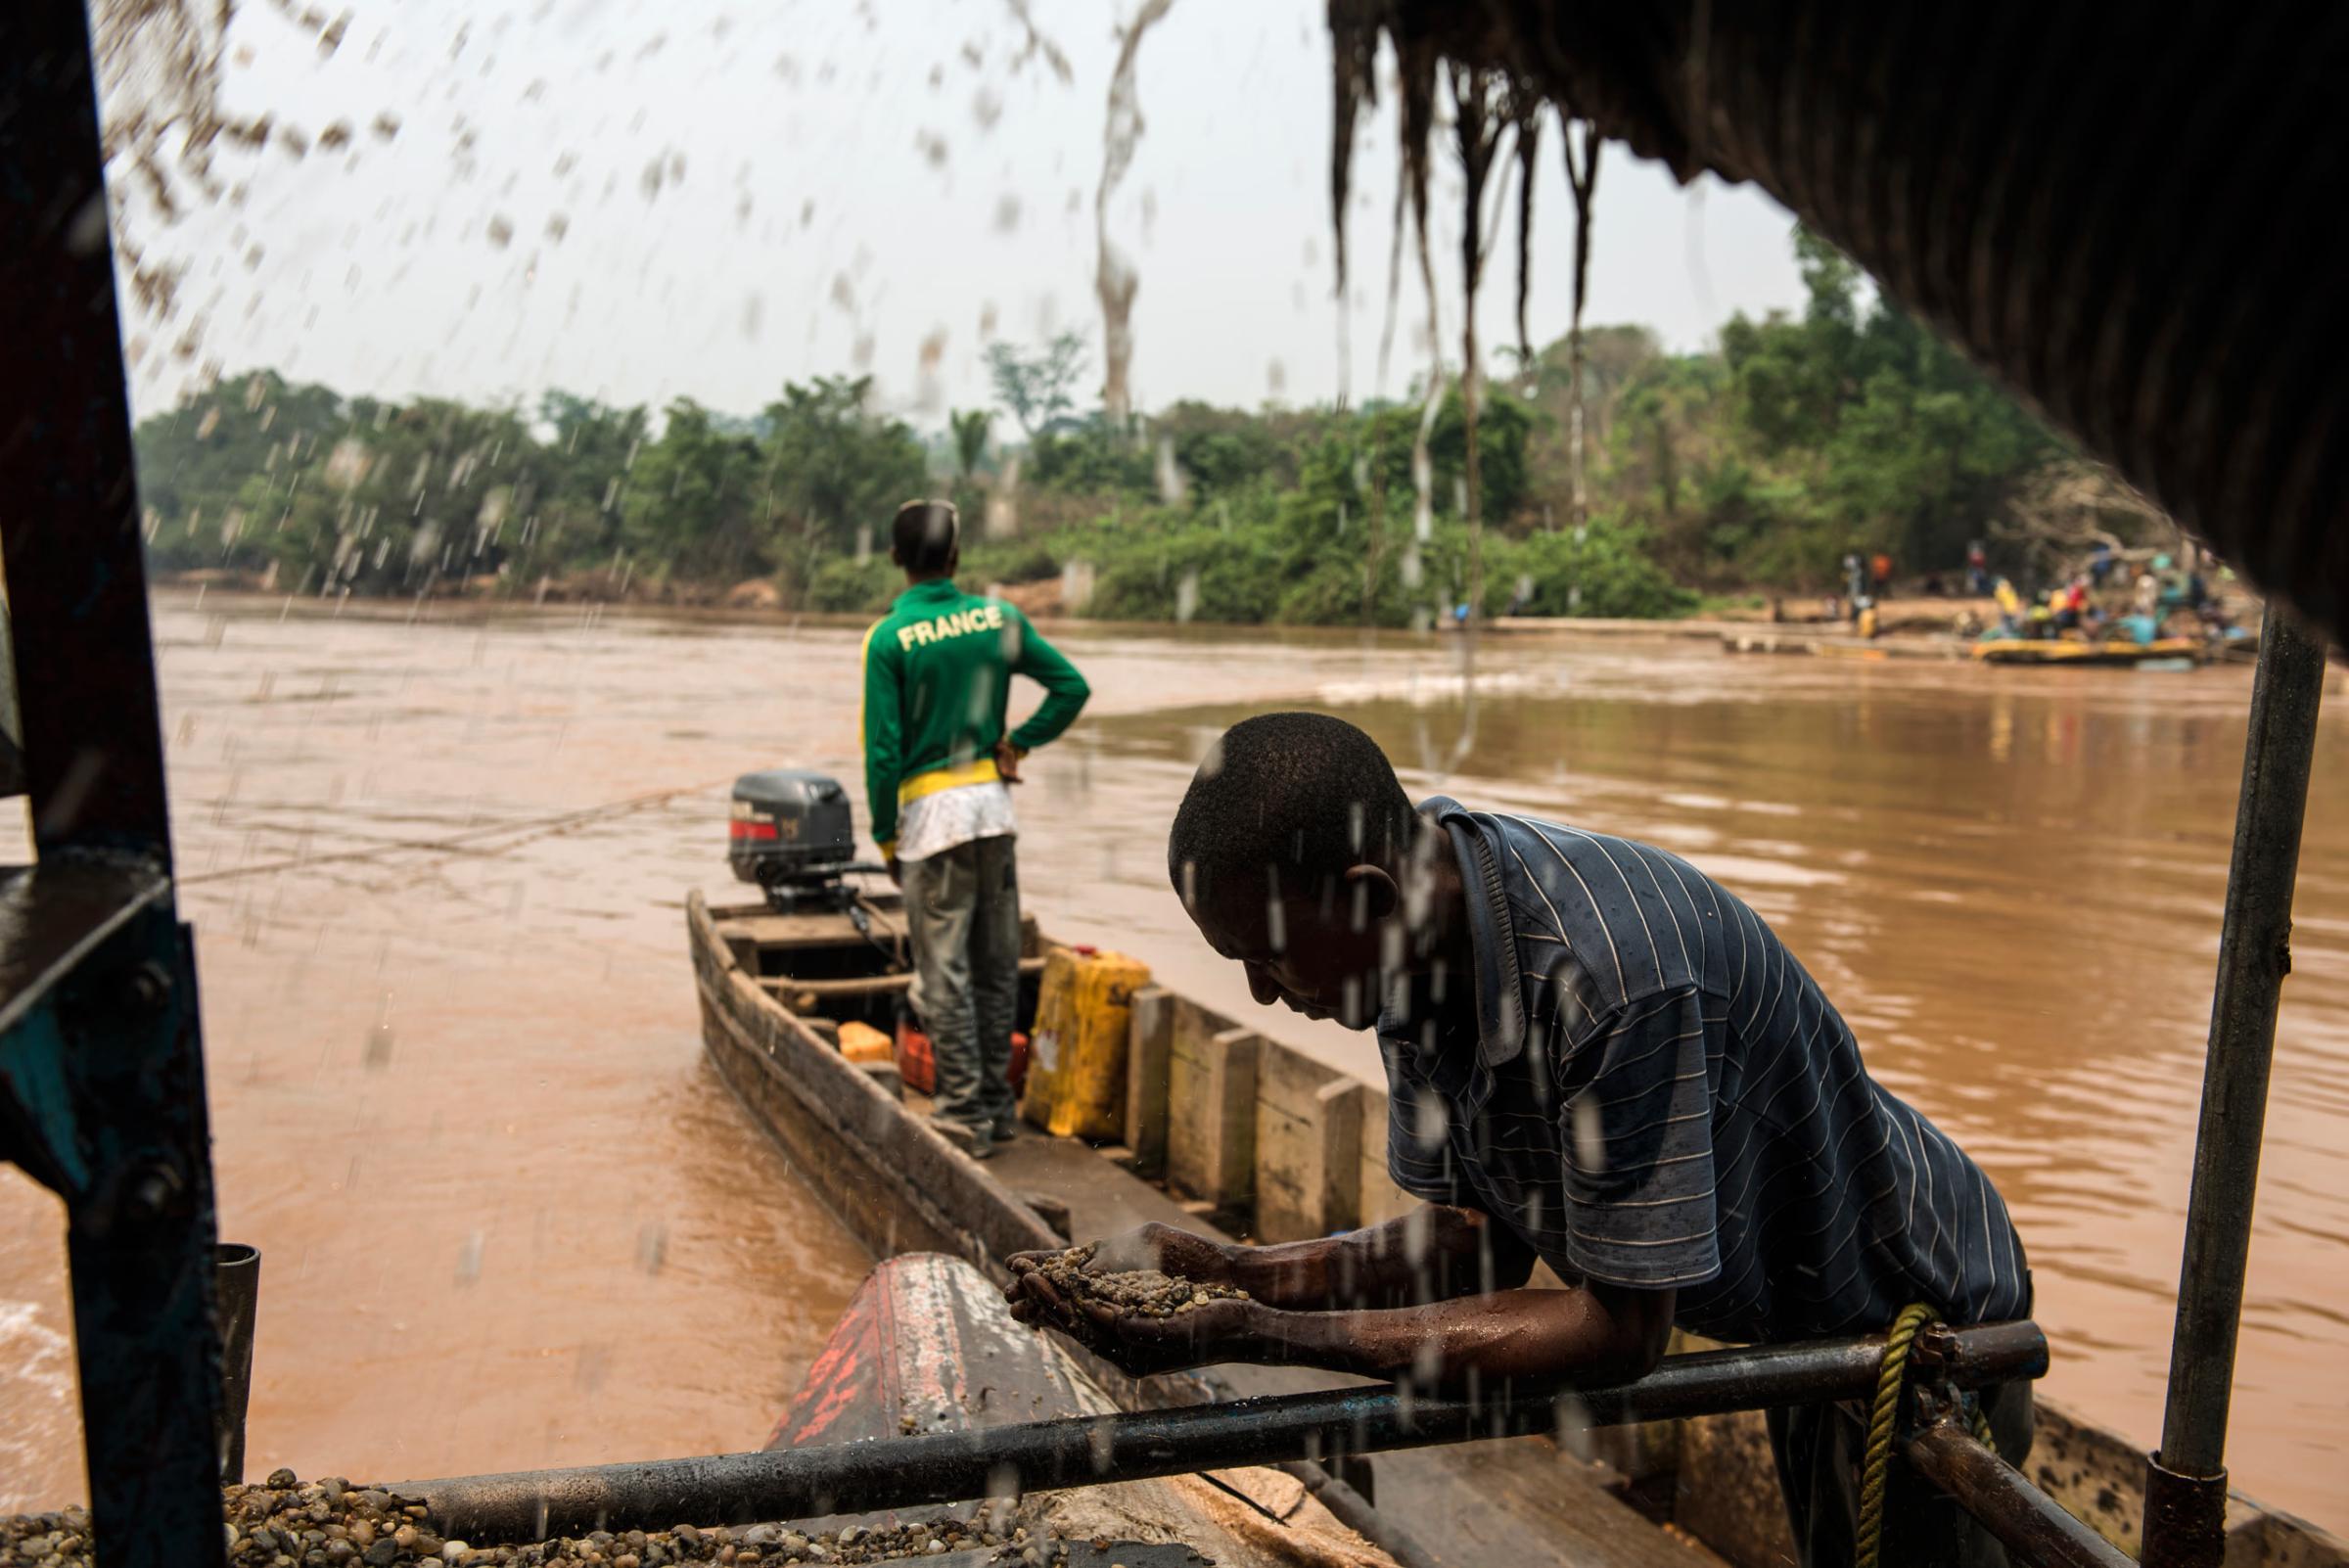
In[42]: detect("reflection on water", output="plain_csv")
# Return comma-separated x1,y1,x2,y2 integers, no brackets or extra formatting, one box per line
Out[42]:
2,596,2344,1532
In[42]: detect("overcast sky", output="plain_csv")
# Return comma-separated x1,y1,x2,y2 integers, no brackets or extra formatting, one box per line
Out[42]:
108,0,1811,429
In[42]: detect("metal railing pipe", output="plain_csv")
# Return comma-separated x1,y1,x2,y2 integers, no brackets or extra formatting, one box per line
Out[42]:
215,1243,260,1484
394,1320,2047,1543
1905,1419,2137,1568
2147,613,2328,1568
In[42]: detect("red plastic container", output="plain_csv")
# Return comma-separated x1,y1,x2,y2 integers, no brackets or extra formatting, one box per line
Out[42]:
895,1018,1029,1098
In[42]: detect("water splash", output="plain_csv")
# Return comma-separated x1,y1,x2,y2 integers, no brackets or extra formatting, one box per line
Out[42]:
90,0,389,366
1174,568,1200,623
0,1297,76,1510
999,0,1073,84
1094,0,1176,426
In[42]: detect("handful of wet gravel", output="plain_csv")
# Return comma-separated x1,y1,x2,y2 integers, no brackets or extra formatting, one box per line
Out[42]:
0,1470,1085,1568
1032,1245,1250,1319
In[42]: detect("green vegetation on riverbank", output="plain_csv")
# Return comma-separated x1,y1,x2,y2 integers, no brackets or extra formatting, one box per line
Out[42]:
134,230,2170,625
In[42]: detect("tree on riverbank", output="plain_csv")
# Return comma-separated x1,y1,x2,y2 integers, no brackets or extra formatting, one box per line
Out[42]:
140,369,926,601
985,333,1087,439
135,231,2159,623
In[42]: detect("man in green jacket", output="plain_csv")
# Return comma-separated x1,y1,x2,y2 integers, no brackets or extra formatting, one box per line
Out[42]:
862,499,1090,1157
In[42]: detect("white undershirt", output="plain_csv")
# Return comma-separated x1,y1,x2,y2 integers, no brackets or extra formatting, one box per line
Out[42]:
895,780,1017,863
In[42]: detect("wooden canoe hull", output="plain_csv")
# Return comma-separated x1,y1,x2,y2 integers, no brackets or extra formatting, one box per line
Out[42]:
687,891,1060,1274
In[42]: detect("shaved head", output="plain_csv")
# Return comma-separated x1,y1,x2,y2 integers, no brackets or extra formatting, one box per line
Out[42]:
1167,711,1416,917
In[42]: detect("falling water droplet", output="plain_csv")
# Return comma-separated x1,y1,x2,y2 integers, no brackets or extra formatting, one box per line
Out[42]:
1411,1086,1449,1149
1573,1097,1605,1173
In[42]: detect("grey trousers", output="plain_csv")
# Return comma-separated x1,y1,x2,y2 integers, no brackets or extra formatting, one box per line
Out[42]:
900,834,1022,1131
1768,1378,2035,1568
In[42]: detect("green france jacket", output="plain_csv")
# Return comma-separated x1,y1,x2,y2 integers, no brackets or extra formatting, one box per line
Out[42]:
858,578,1090,855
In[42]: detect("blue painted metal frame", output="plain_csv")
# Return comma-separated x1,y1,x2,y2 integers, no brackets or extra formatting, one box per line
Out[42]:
0,3,232,1563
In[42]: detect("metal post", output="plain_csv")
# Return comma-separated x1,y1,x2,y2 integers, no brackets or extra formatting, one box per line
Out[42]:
0,5,230,1566
0,6,179,858
2144,611,2328,1568
216,1244,262,1483
394,1321,2048,1543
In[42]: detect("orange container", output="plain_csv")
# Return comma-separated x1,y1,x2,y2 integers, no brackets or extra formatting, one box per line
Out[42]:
894,1018,935,1093
839,1021,895,1065
895,1018,1029,1099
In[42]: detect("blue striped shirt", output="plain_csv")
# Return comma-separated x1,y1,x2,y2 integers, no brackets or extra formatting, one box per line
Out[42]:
1380,799,2030,1344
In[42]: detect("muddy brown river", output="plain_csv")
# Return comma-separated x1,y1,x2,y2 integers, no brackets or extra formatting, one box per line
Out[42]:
4,593,2345,1531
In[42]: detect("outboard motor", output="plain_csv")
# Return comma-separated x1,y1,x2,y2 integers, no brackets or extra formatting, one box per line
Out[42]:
729,769,865,912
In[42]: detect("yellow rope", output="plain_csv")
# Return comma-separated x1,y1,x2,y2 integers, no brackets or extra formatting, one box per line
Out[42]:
1856,1305,1998,1568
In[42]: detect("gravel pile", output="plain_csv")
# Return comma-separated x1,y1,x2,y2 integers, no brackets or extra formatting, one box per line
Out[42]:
1,1471,1089,1568
1030,1247,1250,1319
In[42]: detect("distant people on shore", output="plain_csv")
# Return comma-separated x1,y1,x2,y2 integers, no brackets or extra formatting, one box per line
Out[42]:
1995,577,2025,633
2050,578,2088,633
1973,547,2241,649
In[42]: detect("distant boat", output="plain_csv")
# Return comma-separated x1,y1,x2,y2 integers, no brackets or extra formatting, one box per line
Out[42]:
1973,636,2207,668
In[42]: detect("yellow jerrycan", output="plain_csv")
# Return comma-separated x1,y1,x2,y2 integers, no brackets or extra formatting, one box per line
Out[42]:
1019,945,1151,1139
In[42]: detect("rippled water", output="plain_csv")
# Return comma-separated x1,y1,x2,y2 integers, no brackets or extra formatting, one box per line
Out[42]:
4,594,2344,1532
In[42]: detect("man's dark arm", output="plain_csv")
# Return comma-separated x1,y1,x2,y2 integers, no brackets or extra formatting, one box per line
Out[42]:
1009,1208,1533,1316
1023,1271,1677,1390
1228,1205,1537,1310
1244,1277,1678,1387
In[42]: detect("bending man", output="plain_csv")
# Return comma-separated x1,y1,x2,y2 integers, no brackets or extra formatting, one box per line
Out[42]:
1010,712,2031,1567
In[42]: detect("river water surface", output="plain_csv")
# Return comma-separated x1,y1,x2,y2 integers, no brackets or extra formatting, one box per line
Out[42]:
4,594,2345,1532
